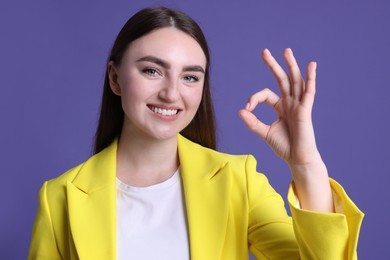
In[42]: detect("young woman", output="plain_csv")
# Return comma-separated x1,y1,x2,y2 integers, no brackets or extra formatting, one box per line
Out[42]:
29,7,364,260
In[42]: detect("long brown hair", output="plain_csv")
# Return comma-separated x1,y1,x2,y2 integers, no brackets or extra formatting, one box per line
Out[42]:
94,7,216,154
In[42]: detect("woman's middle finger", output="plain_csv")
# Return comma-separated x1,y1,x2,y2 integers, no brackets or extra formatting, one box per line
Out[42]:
283,48,305,100
262,48,291,97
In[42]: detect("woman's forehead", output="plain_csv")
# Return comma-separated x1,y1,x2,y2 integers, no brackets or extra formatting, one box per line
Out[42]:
124,27,207,67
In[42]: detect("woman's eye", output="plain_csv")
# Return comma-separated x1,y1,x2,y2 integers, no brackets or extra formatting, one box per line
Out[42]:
184,75,199,82
143,68,159,76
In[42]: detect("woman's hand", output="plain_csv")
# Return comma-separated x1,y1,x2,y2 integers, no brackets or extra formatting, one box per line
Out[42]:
239,48,334,212
239,48,319,165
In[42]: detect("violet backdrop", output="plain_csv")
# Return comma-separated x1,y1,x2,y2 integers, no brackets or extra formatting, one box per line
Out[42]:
1,0,388,259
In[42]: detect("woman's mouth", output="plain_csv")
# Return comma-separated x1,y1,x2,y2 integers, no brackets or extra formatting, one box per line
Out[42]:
148,105,180,116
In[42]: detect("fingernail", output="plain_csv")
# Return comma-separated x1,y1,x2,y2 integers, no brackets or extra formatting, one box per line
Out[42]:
263,48,271,56
246,102,251,110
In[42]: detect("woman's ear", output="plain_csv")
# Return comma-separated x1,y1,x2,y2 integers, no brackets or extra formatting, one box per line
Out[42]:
108,61,122,96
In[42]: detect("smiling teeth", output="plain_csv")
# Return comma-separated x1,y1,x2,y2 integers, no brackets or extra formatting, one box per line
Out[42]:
150,106,178,116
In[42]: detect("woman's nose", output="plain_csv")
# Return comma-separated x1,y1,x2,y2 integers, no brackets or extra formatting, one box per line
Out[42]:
158,79,180,102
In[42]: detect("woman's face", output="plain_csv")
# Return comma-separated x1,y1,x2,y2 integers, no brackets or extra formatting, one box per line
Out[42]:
109,27,206,141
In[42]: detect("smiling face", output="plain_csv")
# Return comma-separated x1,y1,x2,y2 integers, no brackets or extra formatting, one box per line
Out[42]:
108,27,207,142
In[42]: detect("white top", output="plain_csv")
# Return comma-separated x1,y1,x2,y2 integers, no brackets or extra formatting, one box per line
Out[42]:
116,168,190,260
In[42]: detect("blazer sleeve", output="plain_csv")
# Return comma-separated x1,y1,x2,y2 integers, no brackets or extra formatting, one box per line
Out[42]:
246,155,300,259
287,179,364,260
245,155,364,260
28,181,62,260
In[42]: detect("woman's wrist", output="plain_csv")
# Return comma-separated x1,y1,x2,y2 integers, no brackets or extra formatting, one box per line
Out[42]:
289,160,334,213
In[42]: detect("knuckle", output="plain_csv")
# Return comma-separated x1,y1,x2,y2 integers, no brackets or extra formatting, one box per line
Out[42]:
279,77,289,86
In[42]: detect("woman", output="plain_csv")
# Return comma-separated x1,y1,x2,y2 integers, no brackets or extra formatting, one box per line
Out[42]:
29,7,364,260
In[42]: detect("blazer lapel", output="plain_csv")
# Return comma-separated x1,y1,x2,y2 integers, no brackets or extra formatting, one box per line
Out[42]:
65,135,231,259
178,135,232,260
66,141,117,259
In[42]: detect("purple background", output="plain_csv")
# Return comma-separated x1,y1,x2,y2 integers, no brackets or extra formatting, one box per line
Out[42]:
1,0,389,259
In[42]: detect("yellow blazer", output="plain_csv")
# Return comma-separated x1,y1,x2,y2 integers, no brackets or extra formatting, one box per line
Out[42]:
29,135,363,260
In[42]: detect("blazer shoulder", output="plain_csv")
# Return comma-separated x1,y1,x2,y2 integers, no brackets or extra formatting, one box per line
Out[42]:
213,149,255,166
44,161,86,192
43,140,118,195
178,134,257,172
203,144,258,170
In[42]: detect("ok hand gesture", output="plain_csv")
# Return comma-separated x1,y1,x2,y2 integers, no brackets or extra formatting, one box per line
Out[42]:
239,48,333,212
239,48,319,166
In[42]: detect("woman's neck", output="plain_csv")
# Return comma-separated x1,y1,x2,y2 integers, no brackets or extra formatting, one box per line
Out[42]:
116,130,179,187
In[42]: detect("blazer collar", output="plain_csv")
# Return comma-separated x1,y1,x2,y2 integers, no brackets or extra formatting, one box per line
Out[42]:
66,140,117,259
66,135,231,260
178,134,232,260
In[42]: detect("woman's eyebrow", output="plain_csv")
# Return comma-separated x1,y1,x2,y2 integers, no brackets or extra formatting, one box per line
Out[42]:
183,65,205,74
137,56,169,69
137,55,205,74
